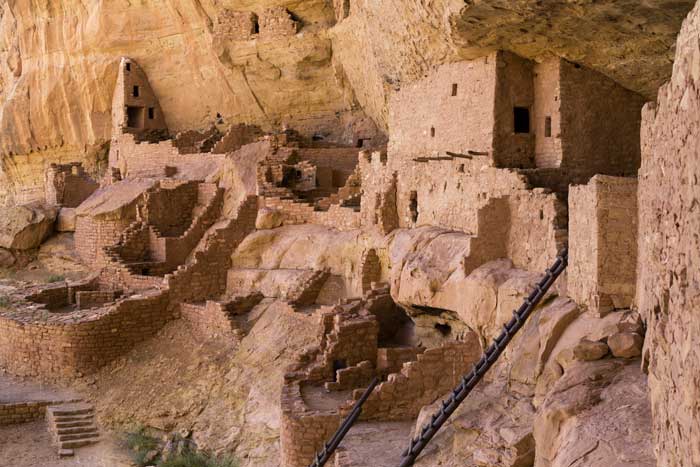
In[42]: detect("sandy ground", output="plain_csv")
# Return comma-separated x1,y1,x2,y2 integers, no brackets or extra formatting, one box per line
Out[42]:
0,421,133,467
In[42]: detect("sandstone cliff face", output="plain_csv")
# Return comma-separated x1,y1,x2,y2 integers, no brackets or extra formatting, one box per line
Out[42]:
639,2,700,464
0,0,694,206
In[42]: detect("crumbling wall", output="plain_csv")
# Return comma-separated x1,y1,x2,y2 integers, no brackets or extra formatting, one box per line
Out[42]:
258,7,300,40
570,176,637,314
111,133,226,180
143,181,198,237
358,340,481,421
638,3,700,464
213,10,258,40
44,162,98,207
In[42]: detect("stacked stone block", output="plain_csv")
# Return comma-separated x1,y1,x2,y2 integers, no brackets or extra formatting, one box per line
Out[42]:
569,175,638,315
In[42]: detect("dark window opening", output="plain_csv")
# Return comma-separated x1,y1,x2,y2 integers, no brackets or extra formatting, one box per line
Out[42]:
332,359,347,382
133,85,140,97
458,164,465,173
148,107,155,120
252,15,260,34
451,83,458,96
434,322,452,337
141,268,150,276
545,116,552,137
125,62,131,72
126,106,145,129
430,127,435,138
513,107,530,134
409,191,418,224
574,63,582,69
539,209,544,220
356,138,364,148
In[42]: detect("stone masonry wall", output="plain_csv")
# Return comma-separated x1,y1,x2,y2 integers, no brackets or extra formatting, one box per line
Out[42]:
111,133,226,180
559,60,646,181
45,162,99,208
388,55,498,160
75,214,136,266
358,339,481,421
638,3,700,465
0,290,171,380
570,175,638,315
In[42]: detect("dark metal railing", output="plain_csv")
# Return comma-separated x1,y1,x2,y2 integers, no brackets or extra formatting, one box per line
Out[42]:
398,248,568,467
308,377,380,467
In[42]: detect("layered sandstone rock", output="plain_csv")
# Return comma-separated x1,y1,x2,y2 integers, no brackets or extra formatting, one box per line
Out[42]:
638,1,700,464
0,203,58,250
0,0,693,207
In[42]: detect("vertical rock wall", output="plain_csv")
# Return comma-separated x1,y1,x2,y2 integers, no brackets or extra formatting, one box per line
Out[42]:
639,2,700,464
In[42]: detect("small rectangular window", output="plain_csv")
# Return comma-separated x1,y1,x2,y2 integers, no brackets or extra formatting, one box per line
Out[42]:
545,117,552,137
125,63,131,72
133,85,140,97
451,83,458,96
430,127,435,137
148,107,155,120
513,107,530,134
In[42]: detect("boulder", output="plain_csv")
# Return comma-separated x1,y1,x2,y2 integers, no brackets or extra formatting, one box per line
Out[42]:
56,208,77,232
0,248,15,268
572,339,609,362
607,332,643,359
255,207,284,230
0,203,59,250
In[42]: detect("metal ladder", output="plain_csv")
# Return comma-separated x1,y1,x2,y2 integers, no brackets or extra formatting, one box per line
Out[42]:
308,377,380,467
398,248,568,467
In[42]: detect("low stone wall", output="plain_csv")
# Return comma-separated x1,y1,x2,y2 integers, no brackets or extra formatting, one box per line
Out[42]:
280,380,343,467
0,399,80,426
0,290,171,380
359,340,481,421
264,197,361,231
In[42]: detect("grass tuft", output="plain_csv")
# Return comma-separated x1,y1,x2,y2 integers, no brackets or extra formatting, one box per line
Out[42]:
159,452,239,467
125,427,161,467
47,274,65,283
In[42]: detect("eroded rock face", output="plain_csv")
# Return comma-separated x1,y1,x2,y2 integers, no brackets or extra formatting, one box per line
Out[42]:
0,0,693,207
534,360,655,467
0,203,58,250
639,1,700,464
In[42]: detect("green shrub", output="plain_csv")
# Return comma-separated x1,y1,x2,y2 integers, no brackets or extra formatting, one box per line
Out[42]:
125,427,162,467
0,296,9,308
159,451,239,467
47,274,65,283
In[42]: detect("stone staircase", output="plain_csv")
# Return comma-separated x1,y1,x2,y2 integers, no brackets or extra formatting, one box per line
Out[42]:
46,402,99,458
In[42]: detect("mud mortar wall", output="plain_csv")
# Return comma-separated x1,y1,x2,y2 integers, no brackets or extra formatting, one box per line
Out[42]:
638,2,700,464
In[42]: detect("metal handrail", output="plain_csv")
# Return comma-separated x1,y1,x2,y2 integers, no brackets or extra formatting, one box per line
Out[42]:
398,248,568,467
308,376,380,467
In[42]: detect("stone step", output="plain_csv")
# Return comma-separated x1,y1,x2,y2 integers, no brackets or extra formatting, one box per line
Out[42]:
57,425,98,435
59,438,100,450
58,449,75,458
53,413,95,426
58,431,99,442
56,420,94,429
48,403,94,416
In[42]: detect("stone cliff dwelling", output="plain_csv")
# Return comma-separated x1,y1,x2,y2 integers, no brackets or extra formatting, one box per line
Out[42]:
0,2,698,467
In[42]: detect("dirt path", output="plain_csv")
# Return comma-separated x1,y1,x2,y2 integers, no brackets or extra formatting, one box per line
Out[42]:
0,420,133,467
338,420,415,467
